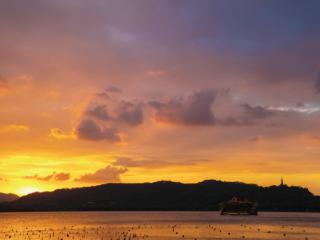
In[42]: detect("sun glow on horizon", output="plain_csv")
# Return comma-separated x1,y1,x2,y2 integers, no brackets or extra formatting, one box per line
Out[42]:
17,186,42,196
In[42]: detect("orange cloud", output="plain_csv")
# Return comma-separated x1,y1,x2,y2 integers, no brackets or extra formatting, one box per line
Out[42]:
49,128,76,140
23,172,70,182
75,166,127,184
0,124,30,133
54,173,71,181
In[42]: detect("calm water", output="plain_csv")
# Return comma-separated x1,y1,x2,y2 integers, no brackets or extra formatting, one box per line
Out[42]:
0,211,319,239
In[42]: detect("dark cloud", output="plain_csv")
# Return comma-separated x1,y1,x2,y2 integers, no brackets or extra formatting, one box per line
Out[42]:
85,87,144,128
85,105,112,121
76,119,121,142
96,91,111,99
150,90,216,125
78,88,143,143
75,165,127,183
241,103,276,120
117,101,143,126
149,90,279,127
24,172,70,181
296,101,305,108
218,104,276,126
96,86,122,99
105,85,122,93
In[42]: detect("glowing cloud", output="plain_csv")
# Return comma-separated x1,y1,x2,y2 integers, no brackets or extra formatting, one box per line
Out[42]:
0,124,30,133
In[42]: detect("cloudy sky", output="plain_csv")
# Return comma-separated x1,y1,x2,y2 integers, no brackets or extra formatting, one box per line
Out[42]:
1,0,320,195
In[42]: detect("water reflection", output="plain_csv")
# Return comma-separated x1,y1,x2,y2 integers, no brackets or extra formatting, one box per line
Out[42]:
0,212,318,239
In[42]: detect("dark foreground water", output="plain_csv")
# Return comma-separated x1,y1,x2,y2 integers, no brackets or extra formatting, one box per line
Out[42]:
0,211,319,239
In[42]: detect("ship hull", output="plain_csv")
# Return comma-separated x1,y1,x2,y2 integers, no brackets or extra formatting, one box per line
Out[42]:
220,200,258,216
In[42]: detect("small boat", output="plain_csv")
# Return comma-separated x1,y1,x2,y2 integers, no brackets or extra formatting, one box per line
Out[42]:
220,197,258,215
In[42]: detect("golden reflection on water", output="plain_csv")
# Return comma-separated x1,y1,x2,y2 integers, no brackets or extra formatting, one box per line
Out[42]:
0,212,319,240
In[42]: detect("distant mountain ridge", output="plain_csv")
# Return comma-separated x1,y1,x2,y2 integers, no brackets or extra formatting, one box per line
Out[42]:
0,193,19,203
0,180,319,212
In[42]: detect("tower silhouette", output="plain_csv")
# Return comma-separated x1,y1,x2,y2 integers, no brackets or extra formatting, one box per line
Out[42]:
280,177,284,186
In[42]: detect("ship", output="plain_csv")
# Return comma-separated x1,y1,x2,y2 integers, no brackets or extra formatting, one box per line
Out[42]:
220,197,258,215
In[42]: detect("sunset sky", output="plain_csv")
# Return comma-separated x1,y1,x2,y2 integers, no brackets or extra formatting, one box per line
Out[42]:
1,0,320,196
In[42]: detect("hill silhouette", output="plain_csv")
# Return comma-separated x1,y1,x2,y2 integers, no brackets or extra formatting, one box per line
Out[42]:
0,180,319,212
0,193,19,203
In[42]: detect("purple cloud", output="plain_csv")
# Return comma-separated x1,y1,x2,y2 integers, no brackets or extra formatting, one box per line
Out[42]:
150,90,216,125
77,119,121,142
241,104,275,120
85,105,112,121
117,101,143,126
